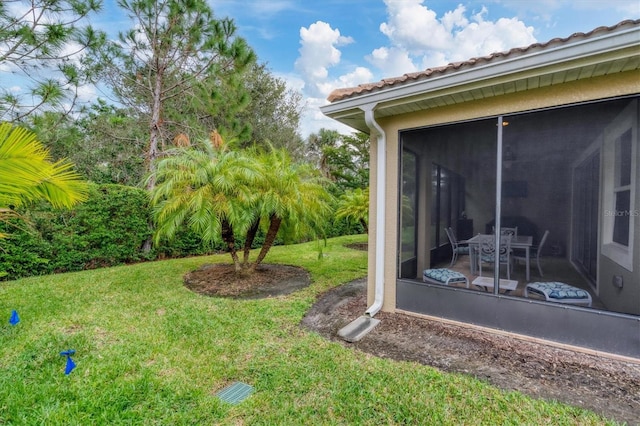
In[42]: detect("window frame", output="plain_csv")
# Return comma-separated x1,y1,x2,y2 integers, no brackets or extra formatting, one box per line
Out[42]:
602,99,638,271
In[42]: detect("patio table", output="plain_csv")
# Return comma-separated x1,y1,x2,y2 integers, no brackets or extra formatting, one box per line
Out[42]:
466,234,533,281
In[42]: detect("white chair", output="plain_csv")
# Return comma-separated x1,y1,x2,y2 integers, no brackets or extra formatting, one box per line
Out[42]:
444,227,469,266
525,281,592,307
423,268,469,287
477,234,513,280
514,230,549,277
493,226,518,237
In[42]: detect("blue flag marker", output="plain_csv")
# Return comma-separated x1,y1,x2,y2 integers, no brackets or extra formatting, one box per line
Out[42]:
65,357,76,375
60,350,76,375
9,310,19,326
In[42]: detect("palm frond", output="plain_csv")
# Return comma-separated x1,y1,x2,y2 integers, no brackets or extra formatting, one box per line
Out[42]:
0,122,88,210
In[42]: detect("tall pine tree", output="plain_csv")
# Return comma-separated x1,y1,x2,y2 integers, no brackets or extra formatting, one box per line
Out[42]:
99,0,256,189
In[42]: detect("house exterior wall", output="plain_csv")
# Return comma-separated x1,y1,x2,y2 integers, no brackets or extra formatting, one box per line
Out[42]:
367,69,640,313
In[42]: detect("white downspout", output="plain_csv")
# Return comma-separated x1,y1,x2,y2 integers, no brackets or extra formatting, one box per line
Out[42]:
363,104,385,317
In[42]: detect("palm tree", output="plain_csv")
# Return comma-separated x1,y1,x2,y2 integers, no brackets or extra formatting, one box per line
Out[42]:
335,187,369,234
246,148,333,271
150,139,333,274
0,122,88,238
150,139,260,271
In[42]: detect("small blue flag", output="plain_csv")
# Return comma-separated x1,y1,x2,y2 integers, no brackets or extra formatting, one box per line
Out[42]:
64,356,76,375
9,310,19,326
60,350,76,375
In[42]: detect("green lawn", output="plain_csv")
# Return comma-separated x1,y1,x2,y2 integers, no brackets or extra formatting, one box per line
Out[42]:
0,235,615,425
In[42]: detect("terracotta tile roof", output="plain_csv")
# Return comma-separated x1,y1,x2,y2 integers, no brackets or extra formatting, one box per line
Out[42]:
326,19,640,103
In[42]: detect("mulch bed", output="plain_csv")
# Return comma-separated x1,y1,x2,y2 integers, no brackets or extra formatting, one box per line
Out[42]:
302,278,640,425
183,263,311,299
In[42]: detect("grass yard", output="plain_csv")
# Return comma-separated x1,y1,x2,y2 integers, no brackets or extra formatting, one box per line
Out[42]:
0,235,615,425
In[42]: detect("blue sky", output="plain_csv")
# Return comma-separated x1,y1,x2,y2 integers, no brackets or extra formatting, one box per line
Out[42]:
18,0,640,138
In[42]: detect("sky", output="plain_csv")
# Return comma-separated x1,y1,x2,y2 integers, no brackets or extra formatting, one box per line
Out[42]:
11,0,640,138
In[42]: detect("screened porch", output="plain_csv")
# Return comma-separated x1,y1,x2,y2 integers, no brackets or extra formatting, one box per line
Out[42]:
398,95,639,318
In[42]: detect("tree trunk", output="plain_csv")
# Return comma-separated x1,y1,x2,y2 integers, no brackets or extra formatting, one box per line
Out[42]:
242,218,260,267
360,218,368,234
221,219,241,271
145,69,164,191
250,214,281,272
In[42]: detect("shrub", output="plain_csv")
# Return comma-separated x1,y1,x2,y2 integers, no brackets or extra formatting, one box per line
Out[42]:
0,184,153,279
0,220,53,278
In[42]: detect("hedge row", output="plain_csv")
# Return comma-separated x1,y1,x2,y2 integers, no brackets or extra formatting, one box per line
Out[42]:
0,184,213,280
0,183,364,281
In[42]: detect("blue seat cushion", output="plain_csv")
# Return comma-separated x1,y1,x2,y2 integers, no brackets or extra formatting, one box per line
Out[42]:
527,282,590,300
423,268,467,284
480,254,509,263
455,247,470,255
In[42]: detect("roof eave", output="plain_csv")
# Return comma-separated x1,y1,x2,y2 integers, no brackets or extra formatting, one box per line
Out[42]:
320,24,640,129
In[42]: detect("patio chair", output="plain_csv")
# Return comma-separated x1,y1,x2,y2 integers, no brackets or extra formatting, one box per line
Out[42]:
493,226,518,237
445,227,469,266
423,268,469,288
514,229,549,277
476,234,513,280
524,281,592,307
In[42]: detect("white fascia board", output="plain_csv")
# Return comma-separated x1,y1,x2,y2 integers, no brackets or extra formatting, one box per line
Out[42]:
320,26,640,117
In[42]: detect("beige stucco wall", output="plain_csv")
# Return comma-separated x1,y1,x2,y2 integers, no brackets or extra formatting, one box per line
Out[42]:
366,69,640,313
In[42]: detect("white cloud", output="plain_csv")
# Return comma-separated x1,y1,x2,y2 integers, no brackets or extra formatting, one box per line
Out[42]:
276,69,356,137
276,71,305,93
294,21,354,97
292,21,377,137
380,0,462,51
449,15,536,62
59,40,88,66
375,0,536,71
293,1,538,137
367,46,418,76
0,61,18,73
615,1,640,16
76,83,98,103
316,66,374,98
418,50,448,68
299,95,356,137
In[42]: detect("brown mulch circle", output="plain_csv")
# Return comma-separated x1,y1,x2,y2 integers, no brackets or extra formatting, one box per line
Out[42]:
184,263,311,299
345,242,368,251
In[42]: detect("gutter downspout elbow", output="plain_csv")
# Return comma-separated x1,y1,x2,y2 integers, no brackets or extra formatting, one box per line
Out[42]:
363,104,385,318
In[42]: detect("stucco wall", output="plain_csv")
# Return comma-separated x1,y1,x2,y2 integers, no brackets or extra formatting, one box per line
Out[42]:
368,70,640,313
